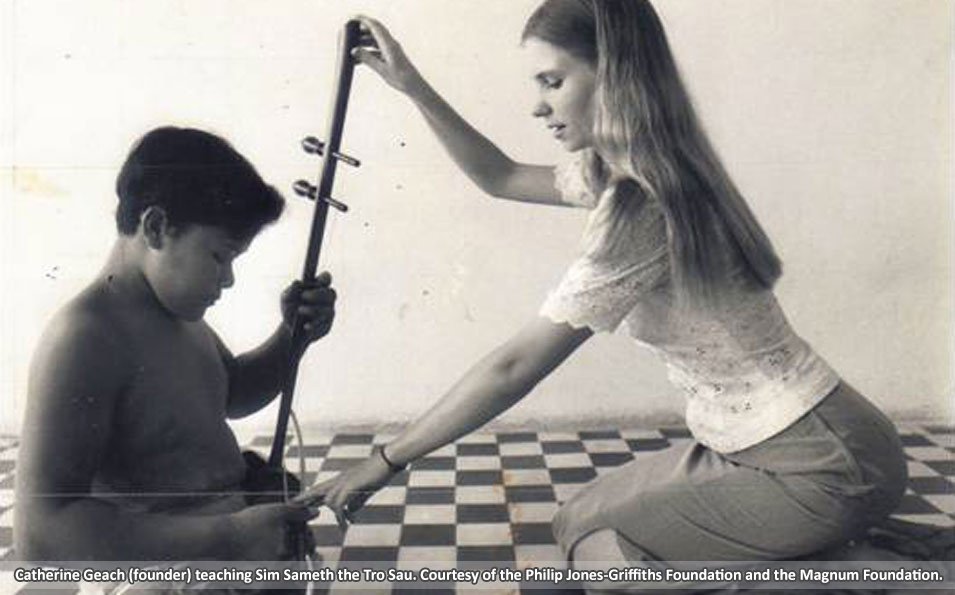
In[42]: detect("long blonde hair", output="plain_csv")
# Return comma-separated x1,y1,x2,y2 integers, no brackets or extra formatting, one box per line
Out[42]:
524,0,782,304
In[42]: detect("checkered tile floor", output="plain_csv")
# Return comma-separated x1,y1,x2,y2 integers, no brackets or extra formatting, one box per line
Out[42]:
0,424,951,593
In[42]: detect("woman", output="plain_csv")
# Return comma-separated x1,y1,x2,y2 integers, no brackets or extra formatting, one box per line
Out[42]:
305,0,911,586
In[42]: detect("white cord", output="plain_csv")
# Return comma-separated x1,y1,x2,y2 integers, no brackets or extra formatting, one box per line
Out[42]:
287,407,315,595
290,408,307,483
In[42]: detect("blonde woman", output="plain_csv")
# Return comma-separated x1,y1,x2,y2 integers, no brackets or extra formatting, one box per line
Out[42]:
306,0,915,586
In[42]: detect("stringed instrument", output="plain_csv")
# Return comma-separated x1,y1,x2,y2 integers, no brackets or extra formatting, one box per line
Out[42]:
270,19,363,471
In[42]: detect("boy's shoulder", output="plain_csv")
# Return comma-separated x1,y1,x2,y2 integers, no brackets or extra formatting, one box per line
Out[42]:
32,282,133,384
48,281,126,338
36,279,230,389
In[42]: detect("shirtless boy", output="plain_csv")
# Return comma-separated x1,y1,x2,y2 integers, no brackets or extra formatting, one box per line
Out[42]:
15,127,334,562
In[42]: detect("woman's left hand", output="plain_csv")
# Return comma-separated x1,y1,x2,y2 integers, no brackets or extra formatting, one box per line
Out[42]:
351,16,425,97
296,451,396,529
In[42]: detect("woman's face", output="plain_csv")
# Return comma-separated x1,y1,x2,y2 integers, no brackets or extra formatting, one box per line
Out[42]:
523,38,597,152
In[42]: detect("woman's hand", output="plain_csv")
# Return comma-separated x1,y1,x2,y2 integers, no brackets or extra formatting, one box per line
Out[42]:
352,16,426,97
296,450,397,529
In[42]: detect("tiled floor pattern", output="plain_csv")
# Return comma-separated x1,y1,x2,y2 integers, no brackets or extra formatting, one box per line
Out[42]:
0,423,951,593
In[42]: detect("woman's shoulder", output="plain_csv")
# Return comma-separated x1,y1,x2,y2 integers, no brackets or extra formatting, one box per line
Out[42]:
583,182,669,263
554,150,601,208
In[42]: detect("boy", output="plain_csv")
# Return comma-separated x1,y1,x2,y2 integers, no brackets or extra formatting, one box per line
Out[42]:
14,127,333,562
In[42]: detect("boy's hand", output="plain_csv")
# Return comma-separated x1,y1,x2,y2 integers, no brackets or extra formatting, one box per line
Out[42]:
281,272,337,346
226,502,316,561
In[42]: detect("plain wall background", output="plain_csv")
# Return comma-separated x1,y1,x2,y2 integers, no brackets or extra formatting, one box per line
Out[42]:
1,0,952,437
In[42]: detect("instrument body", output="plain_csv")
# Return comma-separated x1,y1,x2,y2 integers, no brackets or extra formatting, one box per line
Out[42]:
268,20,362,468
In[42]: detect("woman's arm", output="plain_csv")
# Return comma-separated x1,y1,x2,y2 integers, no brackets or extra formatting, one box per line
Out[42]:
302,317,592,516
353,17,564,206
385,318,592,464
408,81,560,204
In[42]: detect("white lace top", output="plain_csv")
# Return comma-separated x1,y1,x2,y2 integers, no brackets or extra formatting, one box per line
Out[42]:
541,152,840,453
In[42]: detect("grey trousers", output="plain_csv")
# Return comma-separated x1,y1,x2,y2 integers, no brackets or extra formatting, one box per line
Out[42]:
553,382,908,592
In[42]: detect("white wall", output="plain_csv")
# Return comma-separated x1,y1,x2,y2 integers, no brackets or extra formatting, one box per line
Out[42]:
1,0,951,436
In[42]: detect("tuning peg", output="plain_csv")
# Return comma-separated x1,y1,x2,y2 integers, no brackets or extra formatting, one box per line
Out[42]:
322,195,349,212
301,136,361,168
293,180,317,199
293,180,349,212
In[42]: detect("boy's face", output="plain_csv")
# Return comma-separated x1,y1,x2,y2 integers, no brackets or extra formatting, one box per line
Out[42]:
143,224,250,321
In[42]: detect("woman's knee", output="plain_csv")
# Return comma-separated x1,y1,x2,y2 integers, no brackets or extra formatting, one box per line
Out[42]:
551,498,577,554
552,489,603,555
573,528,630,564
573,529,664,594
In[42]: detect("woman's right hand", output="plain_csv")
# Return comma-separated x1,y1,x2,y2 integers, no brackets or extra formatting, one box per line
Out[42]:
351,16,426,97
296,450,396,528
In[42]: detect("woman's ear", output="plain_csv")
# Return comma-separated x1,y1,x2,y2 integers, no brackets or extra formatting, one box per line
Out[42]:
140,206,170,250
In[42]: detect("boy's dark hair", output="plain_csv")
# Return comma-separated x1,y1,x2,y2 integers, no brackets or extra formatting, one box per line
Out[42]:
116,127,285,239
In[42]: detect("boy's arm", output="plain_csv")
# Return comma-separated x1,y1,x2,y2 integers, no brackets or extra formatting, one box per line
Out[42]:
14,311,235,561
223,273,337,419
217,324,293,419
